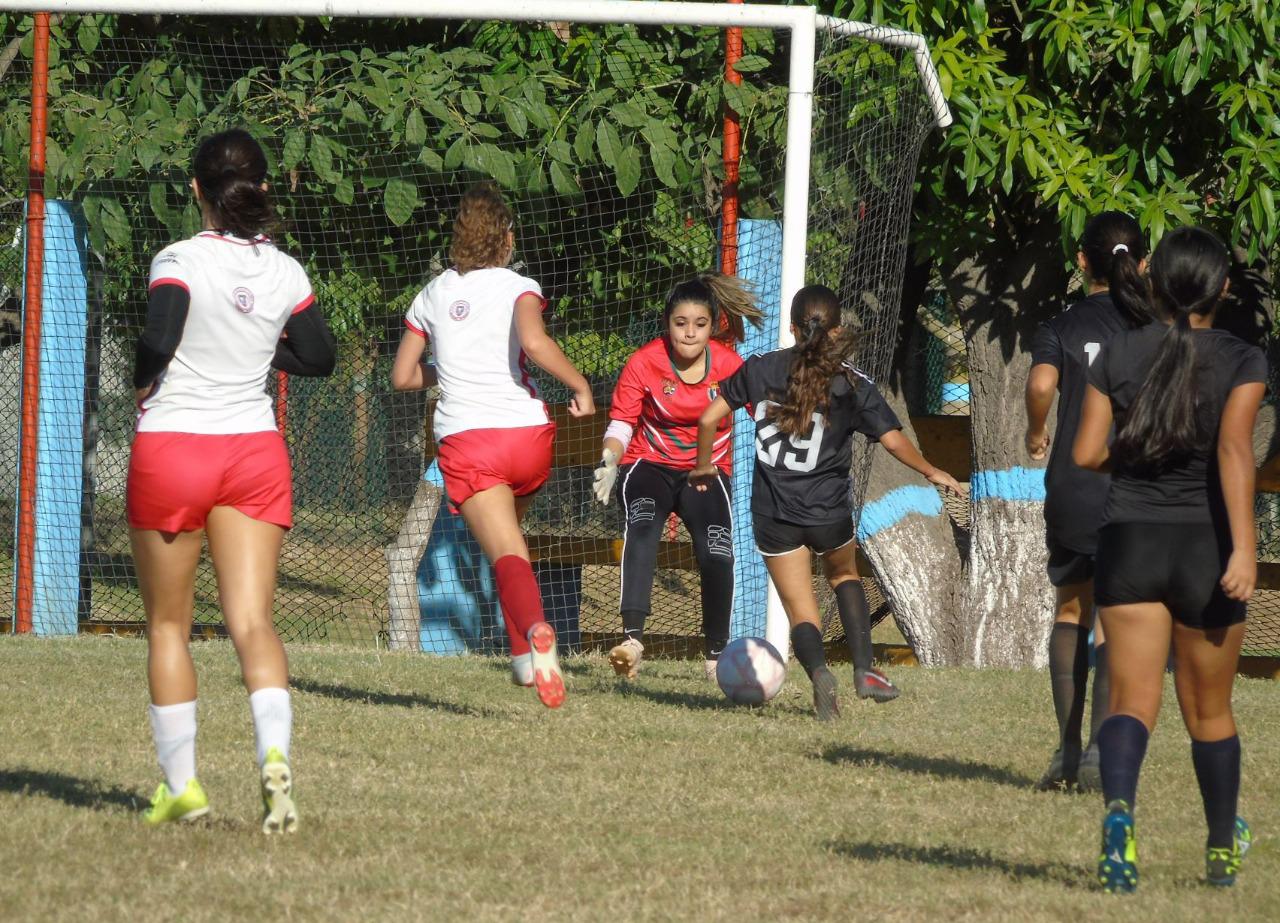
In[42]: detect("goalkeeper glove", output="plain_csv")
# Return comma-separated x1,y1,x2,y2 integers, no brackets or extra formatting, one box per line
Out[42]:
593,447,620,505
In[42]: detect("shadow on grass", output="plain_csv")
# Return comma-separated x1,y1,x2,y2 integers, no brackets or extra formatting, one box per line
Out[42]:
828,839,1092,889
615,684,728,711
0,767,142,812
820,745,1036,788
291,676,509,719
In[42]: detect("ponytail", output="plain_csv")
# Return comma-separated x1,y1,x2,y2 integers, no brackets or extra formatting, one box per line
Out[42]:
768,284,857,439
662,272,764,344
192,128,278,239
1079,210,1150,328
1110,226,1230,472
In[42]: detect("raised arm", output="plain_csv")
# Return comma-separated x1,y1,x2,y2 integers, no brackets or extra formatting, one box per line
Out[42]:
878,429,962,494
514,294,594,418
1218,381,1266,601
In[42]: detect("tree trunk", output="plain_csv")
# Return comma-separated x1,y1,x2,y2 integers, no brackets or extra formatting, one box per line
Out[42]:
859,391,965,665
948,231,1068,667
385,477,443,651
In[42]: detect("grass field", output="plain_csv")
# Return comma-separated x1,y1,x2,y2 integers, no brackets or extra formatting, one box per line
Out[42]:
2,637,1278,922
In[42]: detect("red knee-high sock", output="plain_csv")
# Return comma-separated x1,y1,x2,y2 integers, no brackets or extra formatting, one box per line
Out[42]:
495,555,545,656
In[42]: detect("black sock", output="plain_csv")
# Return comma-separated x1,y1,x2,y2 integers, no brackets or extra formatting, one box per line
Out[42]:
1048,623,1090,757
1098,714,1149,808
790,623,826,679
1191,735,1241,849
835,580,873,672
621,610,646,645
1086,642,1110,748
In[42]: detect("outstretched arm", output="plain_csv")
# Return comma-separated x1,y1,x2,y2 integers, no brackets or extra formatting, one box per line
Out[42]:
514,294,594,418
689,397,733,491
878,429,962,494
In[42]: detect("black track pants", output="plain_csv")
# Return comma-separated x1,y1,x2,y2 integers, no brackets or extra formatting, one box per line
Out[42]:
617,460,734,656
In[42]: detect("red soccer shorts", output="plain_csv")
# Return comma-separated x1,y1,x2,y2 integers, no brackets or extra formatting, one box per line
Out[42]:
127,431,293,532
436,422,555,513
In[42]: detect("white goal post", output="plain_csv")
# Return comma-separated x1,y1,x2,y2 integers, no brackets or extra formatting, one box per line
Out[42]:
2,0,952,659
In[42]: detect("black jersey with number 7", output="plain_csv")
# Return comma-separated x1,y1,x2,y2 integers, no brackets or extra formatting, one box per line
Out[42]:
1029,292,1130,555
719,346,901,525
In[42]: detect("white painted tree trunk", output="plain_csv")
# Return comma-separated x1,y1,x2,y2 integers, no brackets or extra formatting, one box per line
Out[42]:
384,477,443,651
965,499,1054,667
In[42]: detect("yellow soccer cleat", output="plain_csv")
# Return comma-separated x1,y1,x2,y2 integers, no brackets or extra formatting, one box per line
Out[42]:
143,778,210,826
261,747,298,835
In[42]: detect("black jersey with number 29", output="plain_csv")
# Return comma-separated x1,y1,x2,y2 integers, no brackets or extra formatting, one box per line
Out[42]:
718,346,901,524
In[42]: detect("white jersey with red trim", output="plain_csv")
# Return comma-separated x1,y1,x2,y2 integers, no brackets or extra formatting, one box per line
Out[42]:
138,230,314,434
404,266,550,441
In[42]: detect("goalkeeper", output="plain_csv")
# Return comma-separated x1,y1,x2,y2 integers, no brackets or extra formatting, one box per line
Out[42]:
593,273,763,680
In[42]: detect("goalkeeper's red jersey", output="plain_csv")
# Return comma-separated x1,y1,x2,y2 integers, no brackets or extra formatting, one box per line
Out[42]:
609,336,743,473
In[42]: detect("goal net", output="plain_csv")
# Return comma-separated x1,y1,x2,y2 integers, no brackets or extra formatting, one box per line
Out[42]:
0,6,945,657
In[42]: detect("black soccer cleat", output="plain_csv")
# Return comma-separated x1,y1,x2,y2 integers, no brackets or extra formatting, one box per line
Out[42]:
854,667,900,703
811,665,840,721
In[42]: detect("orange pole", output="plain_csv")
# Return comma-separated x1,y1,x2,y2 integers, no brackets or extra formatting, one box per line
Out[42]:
720,0,743,276
16,13,51,634
276,370,288,436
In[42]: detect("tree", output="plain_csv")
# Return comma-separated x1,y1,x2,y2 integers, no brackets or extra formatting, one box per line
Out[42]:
828,0,1280,665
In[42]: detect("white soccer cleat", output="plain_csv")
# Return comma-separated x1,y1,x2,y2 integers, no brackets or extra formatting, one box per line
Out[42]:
608,637,644,680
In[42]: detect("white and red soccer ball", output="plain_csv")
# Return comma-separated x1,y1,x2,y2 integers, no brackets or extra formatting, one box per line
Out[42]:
716,637,785,705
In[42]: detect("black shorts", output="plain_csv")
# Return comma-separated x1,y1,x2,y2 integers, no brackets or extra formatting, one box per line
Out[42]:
1094,521,1245,629
1046,540,1094,588
753,513,854,556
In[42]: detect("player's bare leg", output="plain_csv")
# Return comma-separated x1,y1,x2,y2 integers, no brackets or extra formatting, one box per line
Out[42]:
133,526,210,825
460,486,563,708
206,506,295,833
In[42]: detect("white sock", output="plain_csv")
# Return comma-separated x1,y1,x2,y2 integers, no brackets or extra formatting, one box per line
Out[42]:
149,700,197,793
249,687,292,765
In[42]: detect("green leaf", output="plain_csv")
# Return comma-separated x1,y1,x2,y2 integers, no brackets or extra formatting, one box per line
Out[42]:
100,197,130,250
732,54,770,74
282,130,307,171
649,140,677,188
610,100,648,128
76,16,99,54
615,144,641,197
550,160,580,197
334,176,355,205
148,182,174,227
405,108,427,146
444,135,467,170
502,101,528,138
596,119,623,169
575,122,596,163
309,135,340,183
383,177,420,226
461,89,482,115
418,146,444,171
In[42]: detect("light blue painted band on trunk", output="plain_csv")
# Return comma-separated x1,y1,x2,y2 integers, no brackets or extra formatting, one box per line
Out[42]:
856,485,944,541
970,466,1046,502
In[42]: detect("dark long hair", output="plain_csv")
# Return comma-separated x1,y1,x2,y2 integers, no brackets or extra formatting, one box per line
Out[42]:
192,129,278,239
767,285,858,438
662,272,764,343
1111,226,1231,472
1079,210,1149,327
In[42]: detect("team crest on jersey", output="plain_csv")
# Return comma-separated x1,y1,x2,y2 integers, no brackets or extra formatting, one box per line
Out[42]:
448,299,470,321
707,380,719,401
662,378,677,395
232,286,255,314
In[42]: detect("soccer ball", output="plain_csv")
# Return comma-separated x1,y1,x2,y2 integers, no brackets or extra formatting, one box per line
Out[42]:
716,637,785,705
